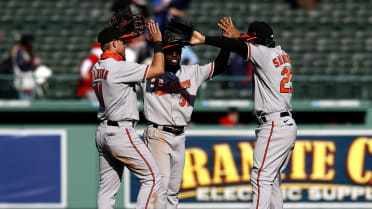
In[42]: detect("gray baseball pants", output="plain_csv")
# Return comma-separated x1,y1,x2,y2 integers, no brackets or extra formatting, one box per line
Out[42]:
250,114,297,209
144,125,186,209
95,121,166,209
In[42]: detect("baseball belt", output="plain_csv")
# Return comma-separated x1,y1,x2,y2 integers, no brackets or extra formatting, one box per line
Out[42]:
257,111,293,124
148,122,185,136
107,120,137,128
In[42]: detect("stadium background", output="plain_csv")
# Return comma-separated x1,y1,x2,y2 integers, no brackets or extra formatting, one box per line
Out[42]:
0,0,372,208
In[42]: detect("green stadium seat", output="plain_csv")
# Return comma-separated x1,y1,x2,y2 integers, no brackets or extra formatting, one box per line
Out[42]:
0,0,371,99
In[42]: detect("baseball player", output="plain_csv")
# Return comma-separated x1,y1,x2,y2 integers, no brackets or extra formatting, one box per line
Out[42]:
190,18,297,209
93,20,167,209
140,24,230,209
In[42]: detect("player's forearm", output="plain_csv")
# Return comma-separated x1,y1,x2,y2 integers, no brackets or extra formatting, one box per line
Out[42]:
148,42,165,78
212,49,230,77
205,36,248,59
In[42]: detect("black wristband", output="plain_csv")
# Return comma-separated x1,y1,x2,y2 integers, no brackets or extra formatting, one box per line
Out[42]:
153,41,163,53
204,36,211,45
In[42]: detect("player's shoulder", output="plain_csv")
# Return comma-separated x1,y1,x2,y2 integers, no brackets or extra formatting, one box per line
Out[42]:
179,64,200,73
272,45,290,57
107,58,143,68
92,60,102,69
176,64,202,78
248,43,271,55
269,45,285,53
181,64,199,70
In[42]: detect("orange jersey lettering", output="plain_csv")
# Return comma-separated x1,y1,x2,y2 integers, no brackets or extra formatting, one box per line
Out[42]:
273,54,291,68
92,69,109,81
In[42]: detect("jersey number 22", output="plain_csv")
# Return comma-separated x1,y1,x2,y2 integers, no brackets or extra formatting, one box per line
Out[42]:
280,67,293,94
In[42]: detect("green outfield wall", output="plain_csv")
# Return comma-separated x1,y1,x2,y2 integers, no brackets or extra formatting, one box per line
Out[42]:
1,125,372,209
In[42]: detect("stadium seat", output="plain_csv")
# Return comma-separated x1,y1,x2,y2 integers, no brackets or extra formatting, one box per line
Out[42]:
0,0,371,99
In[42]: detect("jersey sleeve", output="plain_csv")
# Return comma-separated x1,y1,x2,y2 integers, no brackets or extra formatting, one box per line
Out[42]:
112,62,150,83
245,42,261,64
139,76,148,90
193,62,214,86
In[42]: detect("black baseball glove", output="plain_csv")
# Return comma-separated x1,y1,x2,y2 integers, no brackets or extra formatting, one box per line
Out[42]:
111,7,147,39
162,18,194,48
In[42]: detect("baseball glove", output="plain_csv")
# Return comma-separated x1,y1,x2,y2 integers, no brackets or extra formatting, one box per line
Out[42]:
110,7,147,39
162,18,194,48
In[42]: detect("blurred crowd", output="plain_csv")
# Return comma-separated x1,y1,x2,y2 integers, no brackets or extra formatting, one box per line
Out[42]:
0,0,254,124
0,0,257,102
0,34,52,100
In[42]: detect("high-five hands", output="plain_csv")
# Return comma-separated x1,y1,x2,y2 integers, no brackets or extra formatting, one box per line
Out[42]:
189,30,206,45
148,20,162,42
218,17,240,39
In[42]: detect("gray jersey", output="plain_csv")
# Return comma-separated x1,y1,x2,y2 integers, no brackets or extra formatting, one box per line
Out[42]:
92,56,149,121
141,62,214,126
245,43,293,115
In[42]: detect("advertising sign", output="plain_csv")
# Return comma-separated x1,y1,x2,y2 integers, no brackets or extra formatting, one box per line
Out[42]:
0,130,67,208
124,129,372,208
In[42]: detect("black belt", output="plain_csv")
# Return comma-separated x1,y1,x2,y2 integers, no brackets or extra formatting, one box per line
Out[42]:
107,120,136,128
260,111,292,123
150,122,185,136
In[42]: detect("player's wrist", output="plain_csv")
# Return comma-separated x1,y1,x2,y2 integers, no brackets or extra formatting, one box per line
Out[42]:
152,37,162,42
153,41,163,53
232,32,240,39
201,35,206,43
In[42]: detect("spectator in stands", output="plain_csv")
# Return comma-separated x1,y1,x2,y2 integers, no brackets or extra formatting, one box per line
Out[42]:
76,42,102,100
131,0,149,17
10,34,42,100
222,53,253,89
0,57,17,99
167,0,191,21
287,0,319,10
153,0,192,31
218,107,242,126
111,0,149,18
152,0,171,31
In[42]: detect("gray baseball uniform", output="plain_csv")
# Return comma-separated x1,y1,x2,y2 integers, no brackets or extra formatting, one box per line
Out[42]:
93,51,166,209
246,42,297,209
141,62,214,209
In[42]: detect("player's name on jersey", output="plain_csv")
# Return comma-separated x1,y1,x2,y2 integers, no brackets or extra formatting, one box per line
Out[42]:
273,54,291,68
91,68,109,81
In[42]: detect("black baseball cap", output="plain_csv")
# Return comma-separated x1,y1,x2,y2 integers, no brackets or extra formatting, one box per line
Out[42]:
162,30,184,50
98,26,122,46
245,21,275,47
248,21,274,40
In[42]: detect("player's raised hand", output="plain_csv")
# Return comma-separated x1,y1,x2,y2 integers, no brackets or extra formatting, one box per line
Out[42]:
148,20,162,42
189,30,205,45
218,17,240,39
